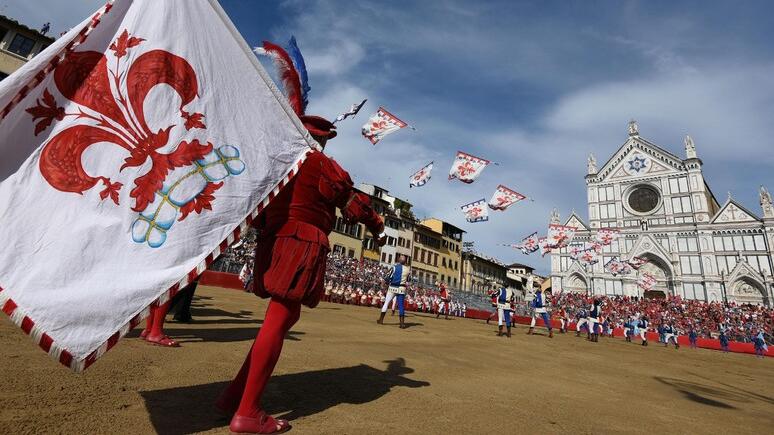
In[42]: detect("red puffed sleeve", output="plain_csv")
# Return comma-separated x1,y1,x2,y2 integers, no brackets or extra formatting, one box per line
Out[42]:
318,156,384,236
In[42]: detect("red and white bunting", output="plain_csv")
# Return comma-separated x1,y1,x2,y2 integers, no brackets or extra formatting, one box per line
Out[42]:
460,198,489,223
361,106,408,145
448,151,490,184
0,0,314,371
637,272,657,291
595,228,619,246
547,224,577,249
488,184,526,211
409,161,433,188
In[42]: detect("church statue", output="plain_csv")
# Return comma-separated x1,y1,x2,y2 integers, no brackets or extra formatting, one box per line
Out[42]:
550,208,560,224
628,119,639,136
684,135,697,159
761,185,774,218
587,153,597,174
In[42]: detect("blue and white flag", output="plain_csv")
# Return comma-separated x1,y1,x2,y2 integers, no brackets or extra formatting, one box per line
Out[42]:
409,161,433,188
334,98,367,123
461,198,489,223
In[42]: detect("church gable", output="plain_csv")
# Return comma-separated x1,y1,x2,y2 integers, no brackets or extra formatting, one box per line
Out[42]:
710,200,760,224
595,138,685,183
564,213,589,231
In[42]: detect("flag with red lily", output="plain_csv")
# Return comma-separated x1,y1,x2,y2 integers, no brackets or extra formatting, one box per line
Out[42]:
487,184,526,211
595,228,619,246
448,151,490,184
626,256,648,270
461,198,489,223
409,161,433,188
604,257,631,276
637,272,658,291
0,0,315,371
538,237,552,256
361,106,409,145
512,231,539,255
547,224,577,249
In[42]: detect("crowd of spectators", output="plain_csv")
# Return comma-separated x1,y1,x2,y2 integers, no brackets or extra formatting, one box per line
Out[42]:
540,292,773,343
321,254,468,317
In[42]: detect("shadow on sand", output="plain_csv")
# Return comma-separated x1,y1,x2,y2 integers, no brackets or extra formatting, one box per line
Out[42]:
141,358,429,435
653,376,763,409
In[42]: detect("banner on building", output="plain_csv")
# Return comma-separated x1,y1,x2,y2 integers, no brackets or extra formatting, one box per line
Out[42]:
409,161,433,188
448,151,490,184
0,0,315,371
461,198,489,223
487,184,526,211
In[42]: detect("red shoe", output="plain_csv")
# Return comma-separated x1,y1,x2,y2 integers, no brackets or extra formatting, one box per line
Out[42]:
230,412,290,434
146,335,180,347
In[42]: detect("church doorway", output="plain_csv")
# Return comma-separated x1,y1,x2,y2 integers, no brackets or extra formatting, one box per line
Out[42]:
637,253,673,297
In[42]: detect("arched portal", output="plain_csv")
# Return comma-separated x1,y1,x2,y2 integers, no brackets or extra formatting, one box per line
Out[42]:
565,273,588,294
730,278,768,306
637,253,673,298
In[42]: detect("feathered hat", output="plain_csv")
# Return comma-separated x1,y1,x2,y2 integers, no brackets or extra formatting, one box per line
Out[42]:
256,37,336,139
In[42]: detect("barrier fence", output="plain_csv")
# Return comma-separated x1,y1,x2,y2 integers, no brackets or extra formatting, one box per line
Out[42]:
199,270,771,358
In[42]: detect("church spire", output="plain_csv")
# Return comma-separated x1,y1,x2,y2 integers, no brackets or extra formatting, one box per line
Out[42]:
587,153,597,175
550,208,560,224
684,135,697,159
760,185,774,218
628,119,639,137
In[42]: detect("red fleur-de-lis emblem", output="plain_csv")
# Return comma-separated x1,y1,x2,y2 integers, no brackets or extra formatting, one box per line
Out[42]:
25,29,210,210
457,161,475,177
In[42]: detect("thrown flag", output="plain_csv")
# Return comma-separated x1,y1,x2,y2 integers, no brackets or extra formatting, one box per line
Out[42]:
595,228,619,246
461,198,489,223
627,256,648,270
488,184,526,211
515,232,539,255
448,151,490,184
547,224,577,249
409,161,433,188
334,98,367,123
0,0,316,371
637,272,658,291
538,237,552,257
361,106,410,145
604,257,632,276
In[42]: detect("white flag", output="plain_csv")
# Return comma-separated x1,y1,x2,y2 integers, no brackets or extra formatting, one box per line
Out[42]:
547,224,577,249
0,0,315,371
361,106,408,145
461,198,489,223
604,257,632,276
637,272,657,291
448,151,490,183
334,98,366,123
409,161,433,188
538,237,552,256
595,228,619,246
488,184,526,211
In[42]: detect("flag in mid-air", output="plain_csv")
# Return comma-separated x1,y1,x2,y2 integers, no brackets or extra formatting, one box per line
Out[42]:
547,224,577,249
538,237,552,256
448,151,490,183
627,256,648,270
604,257,632,276
488,184,526,211
637,272,657,291
595,228,619,246
514,232,539,255
0,0,316,371
334,98,367,123
461,198,489,223
361,106,408,145
409,161,433,188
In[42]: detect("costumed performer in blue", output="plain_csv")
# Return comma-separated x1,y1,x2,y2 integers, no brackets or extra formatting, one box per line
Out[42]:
495,285,515,337
527,287,553,338
377,254,410,329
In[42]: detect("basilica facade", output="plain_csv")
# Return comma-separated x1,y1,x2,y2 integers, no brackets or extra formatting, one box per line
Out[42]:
551,121,774,306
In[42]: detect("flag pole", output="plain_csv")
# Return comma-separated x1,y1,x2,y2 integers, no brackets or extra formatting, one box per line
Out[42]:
207,0,320,152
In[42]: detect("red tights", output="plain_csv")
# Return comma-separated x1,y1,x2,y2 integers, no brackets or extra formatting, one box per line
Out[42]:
144,300,171,338
222,298,301,418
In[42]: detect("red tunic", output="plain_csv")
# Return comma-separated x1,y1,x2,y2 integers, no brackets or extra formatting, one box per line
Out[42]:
252,151,383,308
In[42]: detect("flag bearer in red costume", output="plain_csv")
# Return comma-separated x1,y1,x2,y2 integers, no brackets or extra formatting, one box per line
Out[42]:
216,40,385,434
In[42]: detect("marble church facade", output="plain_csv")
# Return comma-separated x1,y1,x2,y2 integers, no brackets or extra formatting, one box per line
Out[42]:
551,121,774,306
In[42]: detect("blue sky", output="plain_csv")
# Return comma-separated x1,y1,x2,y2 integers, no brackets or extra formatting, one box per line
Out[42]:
6,0,774,274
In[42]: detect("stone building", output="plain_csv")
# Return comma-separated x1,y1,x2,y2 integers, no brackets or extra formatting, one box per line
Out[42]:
551,121,774,306
461,250,513,295
421,218,464,288
1,15,54,81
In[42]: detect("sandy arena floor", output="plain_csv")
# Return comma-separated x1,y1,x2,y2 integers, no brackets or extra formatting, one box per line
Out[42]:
1,285,773,434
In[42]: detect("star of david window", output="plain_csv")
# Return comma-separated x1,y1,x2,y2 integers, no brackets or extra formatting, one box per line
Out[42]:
628,185,660,214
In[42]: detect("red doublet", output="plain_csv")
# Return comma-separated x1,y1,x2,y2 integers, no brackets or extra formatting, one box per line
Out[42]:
252,150,384,308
